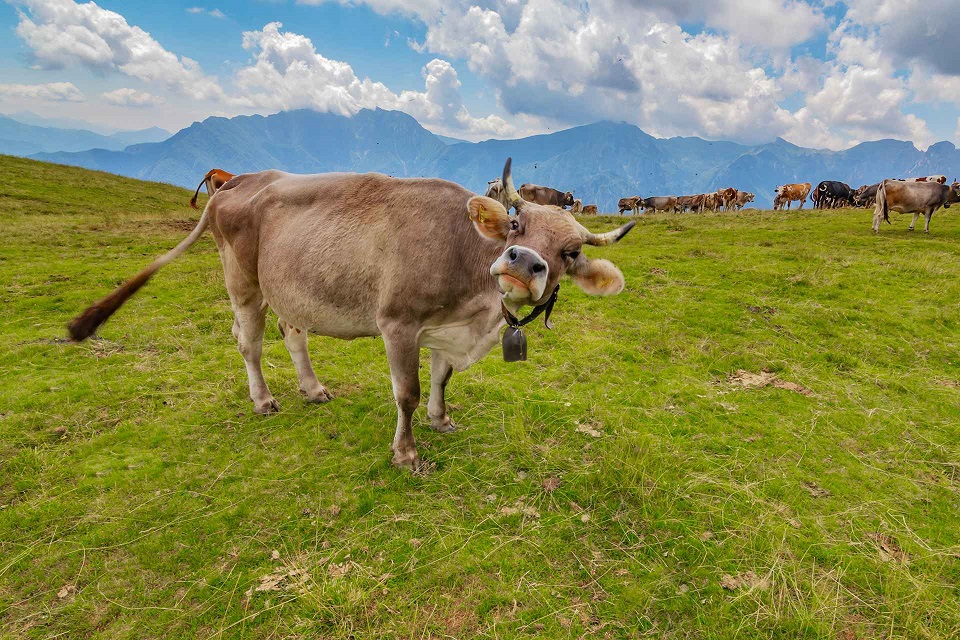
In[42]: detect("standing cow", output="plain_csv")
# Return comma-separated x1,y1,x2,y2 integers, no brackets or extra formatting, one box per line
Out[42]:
813,181,854,209
642,196,679,213
519,183,575,208
68,159,635,471
873,179,960,234
774,183,812,209
581,204,598,215
618,196,642,215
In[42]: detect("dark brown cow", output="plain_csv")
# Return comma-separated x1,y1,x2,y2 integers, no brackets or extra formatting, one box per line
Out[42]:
873,179,960,233
581,204,598,215
677,195,698,212
519,183,575,208
190,168,234,209
67,159,634,471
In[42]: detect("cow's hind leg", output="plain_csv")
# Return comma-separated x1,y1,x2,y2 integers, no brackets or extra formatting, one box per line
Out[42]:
924,209,934,233
381,321,426,472
278,319,332,403
427,350,456,433
231,296,277,414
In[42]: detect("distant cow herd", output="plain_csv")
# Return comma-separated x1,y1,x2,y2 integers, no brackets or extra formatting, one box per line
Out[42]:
485,172,960,234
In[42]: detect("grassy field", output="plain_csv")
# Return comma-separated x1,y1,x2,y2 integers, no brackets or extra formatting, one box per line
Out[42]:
2,154,960,639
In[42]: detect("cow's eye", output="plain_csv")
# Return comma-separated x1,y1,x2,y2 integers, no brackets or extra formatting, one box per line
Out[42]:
563,250,580,261
509,219,520,231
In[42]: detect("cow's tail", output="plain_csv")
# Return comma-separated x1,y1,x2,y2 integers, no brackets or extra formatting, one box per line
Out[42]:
67,207,211,341
876,180,890,225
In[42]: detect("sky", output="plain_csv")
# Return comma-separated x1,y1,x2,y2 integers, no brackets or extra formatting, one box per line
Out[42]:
1,0,959,150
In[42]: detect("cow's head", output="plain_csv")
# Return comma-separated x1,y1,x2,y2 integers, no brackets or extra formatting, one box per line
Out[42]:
562,191,575,207
467,158,634,308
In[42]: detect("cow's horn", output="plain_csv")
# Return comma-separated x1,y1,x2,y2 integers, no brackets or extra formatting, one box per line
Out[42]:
502,157,523,210
575,219,636,246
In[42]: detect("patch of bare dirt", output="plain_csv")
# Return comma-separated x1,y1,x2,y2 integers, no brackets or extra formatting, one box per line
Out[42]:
867,533,909,564
802,481,831,498
728,369,813,396
542,476,561,493
720,571,769,591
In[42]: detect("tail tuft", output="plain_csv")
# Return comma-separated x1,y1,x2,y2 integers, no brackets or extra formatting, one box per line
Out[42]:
67,266,157,341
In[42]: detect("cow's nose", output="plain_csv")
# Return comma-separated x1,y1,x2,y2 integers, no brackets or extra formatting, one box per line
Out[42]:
504,246,547,275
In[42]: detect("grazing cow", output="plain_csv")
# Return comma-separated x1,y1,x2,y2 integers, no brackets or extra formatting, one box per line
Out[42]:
853,183,879,208
67,159,635,471
642,196,679,213
581,204,598,215
190,168,234,209
813,181,854,209
618,196,643,215
734,191,755,210
774,183,812,209
773,193,787,210
873,179,960,234
676,195,698,212
571,199,583,214
716,187,738,211
519,183,575,208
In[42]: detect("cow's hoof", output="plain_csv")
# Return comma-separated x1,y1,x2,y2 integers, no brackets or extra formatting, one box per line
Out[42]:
908,227,914,232
429,415,458,433
392,450,431,474
301,385,333,403
254,398,280,415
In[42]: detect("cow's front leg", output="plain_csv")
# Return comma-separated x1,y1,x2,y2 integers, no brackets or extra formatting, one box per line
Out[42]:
924,210,933,233
427,350,456,433
908,212,920,231
381,323,425,472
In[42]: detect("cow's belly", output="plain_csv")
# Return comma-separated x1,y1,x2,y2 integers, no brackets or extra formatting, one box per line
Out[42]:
267,296,381,339
417,304,504,371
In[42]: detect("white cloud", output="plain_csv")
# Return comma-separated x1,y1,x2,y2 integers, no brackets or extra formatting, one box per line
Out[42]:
101,87,164,107
0,81,83,102
234,22,512,138
14,0,223,100
187,7,226,18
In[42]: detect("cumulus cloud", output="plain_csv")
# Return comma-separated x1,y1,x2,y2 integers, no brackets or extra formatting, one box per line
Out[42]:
101,87,164,107
0,81,83,102
234,22,513,138
13,0,223,100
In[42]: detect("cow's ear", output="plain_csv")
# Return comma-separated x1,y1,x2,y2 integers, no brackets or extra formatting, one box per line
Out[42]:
468,196,511,241
568,258,625,296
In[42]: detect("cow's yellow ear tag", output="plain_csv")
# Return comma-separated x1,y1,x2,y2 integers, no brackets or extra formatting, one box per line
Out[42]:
476,205,486,224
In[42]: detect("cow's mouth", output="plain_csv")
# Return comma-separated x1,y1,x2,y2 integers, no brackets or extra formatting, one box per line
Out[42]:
494,271,533,302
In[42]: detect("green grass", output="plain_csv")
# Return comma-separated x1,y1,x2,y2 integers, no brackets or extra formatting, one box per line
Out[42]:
2,154,960,639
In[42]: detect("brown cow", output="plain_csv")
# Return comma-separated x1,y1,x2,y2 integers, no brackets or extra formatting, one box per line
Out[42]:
618,196,642,215
700,193,718,213
676,195,698,212
774,183,811,209
67,159,635,472
571,199,583,214
873,179,960,233
734,191,755,209
716,187,737,211
581,204,598,215
190,168,234,209
519,183,575,208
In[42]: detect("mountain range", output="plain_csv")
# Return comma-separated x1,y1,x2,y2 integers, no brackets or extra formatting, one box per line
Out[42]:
0,114,170,156
23,108,960,210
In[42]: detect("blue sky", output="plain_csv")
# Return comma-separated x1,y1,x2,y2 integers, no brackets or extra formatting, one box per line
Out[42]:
1,0,958,149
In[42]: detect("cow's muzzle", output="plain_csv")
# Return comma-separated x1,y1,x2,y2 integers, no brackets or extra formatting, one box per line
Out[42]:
490,246,548,303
